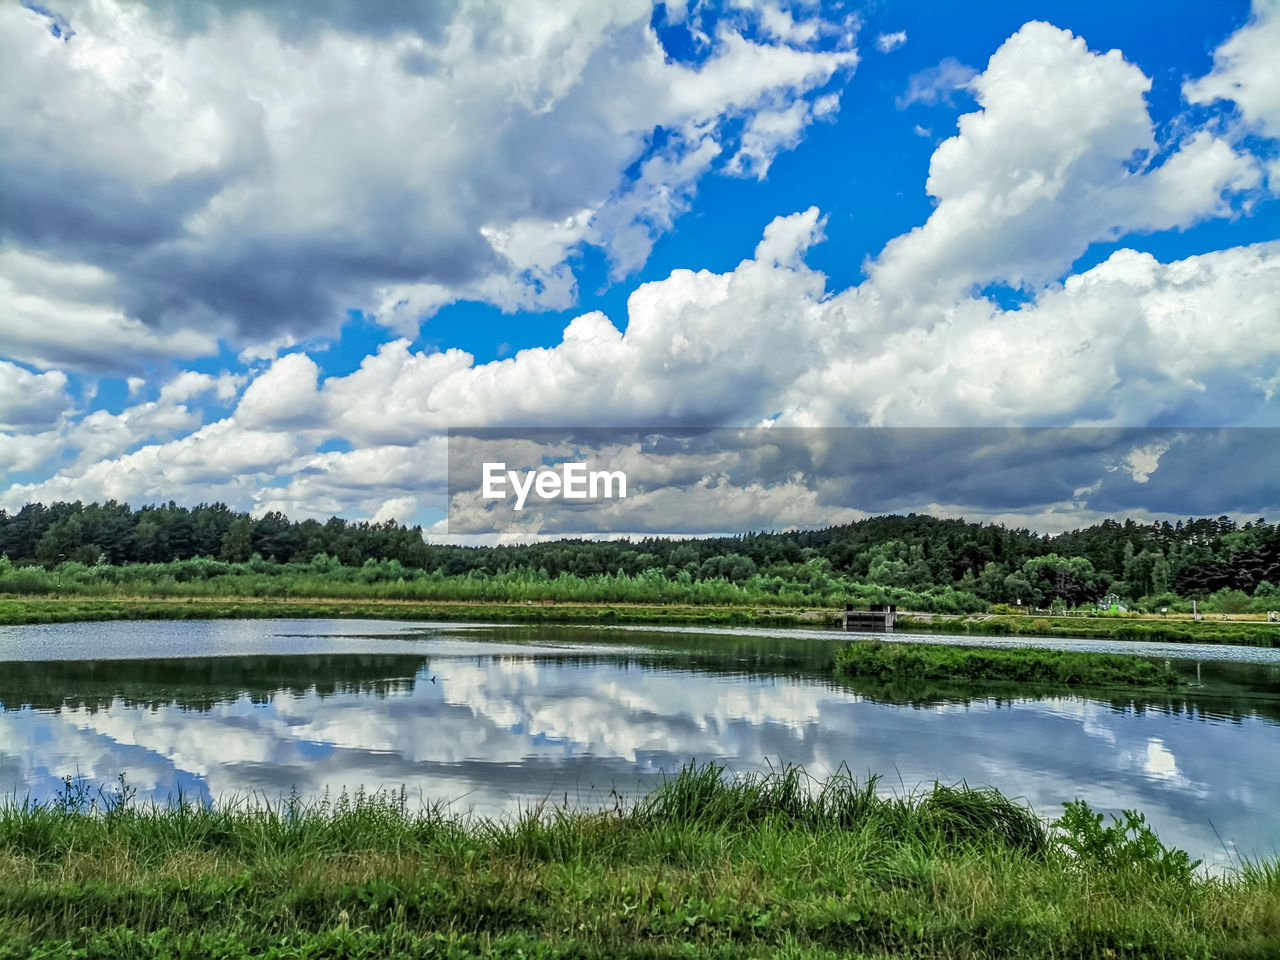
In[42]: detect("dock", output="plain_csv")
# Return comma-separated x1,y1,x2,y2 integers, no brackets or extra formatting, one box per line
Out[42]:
844,603,896,632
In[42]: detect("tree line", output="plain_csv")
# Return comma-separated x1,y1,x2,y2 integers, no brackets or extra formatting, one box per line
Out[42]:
1,500,1277,610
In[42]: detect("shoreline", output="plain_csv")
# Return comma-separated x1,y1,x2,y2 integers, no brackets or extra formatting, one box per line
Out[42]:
1,595,1276,646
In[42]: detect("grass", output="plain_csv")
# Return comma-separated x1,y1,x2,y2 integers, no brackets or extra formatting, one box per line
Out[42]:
834,639,1183,689
1,763,1275,958
2,596,1278,647
0,596,830,629
898,613,1278,648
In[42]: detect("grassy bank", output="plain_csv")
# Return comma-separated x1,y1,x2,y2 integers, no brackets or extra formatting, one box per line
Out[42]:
3,596,1279,647
899,613,1278,647
835,639,1181,689
1,763,1274,959
0,596,833,629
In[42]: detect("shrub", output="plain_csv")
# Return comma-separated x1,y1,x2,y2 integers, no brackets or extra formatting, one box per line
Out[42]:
1054,799,1199,882
1205,588,1251,615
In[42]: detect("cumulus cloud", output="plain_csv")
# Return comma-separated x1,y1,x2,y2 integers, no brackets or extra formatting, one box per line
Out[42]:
158,371,245,405
0,0,856,359
1184,0,1280,144
0,362,70,431
0,431,63,477
0,251,218,373
4,16,1277,531
61,402,204,473
1,420,302,513
236,354,324,430
0,363,253,486
875,22,1260,305
0,362,72,478
14,224,1276,523
229,210,1280,439
255,442,447,522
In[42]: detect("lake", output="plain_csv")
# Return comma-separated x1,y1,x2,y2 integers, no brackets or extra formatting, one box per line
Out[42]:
1,618,1278,871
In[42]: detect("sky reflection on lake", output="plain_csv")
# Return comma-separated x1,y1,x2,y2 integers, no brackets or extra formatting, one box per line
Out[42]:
0,619,1277,872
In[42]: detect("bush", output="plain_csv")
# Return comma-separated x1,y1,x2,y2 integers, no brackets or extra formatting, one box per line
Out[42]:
1205,588,1251,615
1054,798,1199,882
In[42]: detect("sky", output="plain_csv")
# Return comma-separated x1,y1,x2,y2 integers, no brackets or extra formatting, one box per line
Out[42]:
1,0,1278,537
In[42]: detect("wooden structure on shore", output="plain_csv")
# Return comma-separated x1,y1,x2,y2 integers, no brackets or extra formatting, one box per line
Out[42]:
844,603,896,632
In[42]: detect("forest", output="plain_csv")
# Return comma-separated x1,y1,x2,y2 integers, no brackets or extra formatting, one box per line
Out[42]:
1,500,1278,614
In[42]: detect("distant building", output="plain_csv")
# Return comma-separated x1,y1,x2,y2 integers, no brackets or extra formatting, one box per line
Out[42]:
1097,592,1127,613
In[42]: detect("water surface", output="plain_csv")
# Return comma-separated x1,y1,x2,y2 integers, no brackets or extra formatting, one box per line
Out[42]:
1,618,1277,872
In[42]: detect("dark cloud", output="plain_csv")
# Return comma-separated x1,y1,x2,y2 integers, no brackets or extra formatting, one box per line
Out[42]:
0,151,223,251
142,0,461,42
446,427,1280,534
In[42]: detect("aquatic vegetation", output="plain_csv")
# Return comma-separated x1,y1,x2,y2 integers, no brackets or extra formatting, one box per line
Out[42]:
834,639,1183,688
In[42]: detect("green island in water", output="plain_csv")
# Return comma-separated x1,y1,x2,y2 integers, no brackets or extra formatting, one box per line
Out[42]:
834,639,1183,689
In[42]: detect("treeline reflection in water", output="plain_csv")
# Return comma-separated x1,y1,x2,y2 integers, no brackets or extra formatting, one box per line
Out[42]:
1,641,1277,727
1,622,1278,871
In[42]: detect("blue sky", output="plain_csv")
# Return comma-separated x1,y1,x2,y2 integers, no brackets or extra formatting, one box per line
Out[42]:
1,0,1277,535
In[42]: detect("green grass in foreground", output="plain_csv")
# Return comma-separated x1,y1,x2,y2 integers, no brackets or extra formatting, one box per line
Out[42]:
1,764,1277,959
835,639,1182,689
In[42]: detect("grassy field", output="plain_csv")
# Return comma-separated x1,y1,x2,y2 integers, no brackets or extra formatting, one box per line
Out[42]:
835,638,1181,688
0,763,1275,959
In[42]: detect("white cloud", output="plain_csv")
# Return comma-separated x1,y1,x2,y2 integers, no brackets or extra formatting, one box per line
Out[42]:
0,420,302,513
875,31,907,54
158,371,245,405
874,22,1260,305
62,401,203,471
729,100,816,178
0,368,251,483
371,496,422,526
1118,436,1183,484
0,250,218,373
811,243,1280,428
897,57,976,107
1185,0,1280,145
0,431,62,477
4,16,1276,529
0,361,70,431
254,442,446,523
234,215,1280,440
236,353,323,430
0,0,857,353
10,217,1277,523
